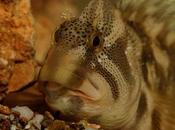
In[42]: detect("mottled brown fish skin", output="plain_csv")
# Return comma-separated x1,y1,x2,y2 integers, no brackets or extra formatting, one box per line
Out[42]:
39,0,175,130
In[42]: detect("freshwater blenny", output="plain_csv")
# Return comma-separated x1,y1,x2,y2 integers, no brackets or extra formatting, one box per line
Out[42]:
39,0,175,129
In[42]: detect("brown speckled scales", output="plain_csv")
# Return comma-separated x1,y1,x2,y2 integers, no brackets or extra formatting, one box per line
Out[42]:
39,0,175,130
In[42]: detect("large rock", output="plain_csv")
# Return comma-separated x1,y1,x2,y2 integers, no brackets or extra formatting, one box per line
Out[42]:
0,0,36,94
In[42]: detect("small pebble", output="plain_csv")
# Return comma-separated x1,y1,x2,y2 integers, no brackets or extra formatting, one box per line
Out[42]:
45,111,54,120
12,106,34,121
10,125,16,130
0,113,8,119
9,114,15,121
25,124,31,129
0,104,11,115
29,114,44,129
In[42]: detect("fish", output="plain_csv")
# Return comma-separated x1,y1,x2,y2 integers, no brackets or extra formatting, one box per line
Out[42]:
39,0,175,129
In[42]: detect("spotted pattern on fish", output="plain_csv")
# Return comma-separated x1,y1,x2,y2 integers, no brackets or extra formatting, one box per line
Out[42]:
39,0,175,130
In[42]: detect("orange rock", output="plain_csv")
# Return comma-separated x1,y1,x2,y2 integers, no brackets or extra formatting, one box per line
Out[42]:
0,0,36,94
0,104,11,115
7,60,36,93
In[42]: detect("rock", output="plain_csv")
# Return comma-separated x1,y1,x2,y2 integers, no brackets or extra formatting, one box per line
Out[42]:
0,104,11,115
0,119,11,130
47,120,66,130
0,104,102,130
28,113,44,129
7,60,36,93
10,124,17,130
12,106,34,121
0,0,36,95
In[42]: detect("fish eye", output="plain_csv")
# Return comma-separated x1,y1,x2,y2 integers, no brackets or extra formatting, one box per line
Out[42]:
89,32,104,52
54,29,60,43
93,36,101,47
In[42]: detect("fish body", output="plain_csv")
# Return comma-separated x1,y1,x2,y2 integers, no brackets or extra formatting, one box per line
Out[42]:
39,0,175,130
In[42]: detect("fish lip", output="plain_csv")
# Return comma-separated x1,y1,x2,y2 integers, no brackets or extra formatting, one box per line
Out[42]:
68,89,96,101
42,71,102,101
43,80,99,101
45,84,97,101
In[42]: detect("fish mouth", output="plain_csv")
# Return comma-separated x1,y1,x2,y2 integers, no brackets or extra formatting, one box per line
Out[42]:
43,75,102,101
68,89,95,101
39,47,102,101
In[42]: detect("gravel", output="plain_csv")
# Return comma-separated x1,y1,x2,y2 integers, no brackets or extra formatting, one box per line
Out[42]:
0,105,102,130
